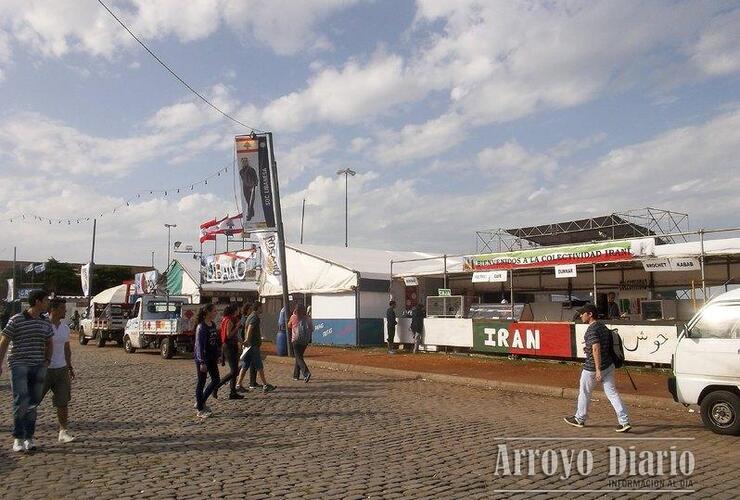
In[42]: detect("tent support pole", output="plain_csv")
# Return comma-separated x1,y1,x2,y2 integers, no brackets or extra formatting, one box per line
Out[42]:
699,229,707,302
509,269,514,321
592,264,597,308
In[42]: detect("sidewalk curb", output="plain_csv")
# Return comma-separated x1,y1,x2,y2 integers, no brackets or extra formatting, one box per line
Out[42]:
267,355,677,411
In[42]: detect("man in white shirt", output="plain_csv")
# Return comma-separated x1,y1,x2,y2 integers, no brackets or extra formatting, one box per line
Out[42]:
42,299,76,443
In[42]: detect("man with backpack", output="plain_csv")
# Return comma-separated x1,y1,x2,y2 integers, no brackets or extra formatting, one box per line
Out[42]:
564,304,631,432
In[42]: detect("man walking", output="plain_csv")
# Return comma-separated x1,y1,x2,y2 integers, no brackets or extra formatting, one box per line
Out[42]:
42,298,76,443
240,302,275,393
0,290,54,452
410,303,425,354
564,304,631,432
386,300,397,354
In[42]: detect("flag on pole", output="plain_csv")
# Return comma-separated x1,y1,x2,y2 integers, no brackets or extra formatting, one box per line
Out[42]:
200,218,218,243
216,213,243,236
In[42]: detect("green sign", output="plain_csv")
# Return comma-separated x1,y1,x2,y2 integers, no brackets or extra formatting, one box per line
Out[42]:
438,288,451,297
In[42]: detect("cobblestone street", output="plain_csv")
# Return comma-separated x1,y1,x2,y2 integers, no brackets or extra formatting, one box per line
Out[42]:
1,344,738,499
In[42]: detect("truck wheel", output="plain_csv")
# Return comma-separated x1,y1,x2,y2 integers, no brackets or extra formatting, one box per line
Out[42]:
123,336,136,354
700,390,740,436
79,330,89,346
96,331,107,348
161,338,175,359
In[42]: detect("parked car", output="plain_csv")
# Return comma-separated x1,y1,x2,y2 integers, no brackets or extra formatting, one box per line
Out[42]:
669,288,740,435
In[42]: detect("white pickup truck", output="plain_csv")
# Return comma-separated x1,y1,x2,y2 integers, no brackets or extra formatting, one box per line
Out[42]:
122,295,198,359
669,288,740,435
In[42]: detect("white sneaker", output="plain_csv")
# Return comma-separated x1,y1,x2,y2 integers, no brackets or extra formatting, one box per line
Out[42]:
23,439,36,451
58,429,75,443
196,410,211,419
12,439,23,452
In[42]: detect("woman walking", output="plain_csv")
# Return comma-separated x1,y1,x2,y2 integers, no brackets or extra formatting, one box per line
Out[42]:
288,304,313,383
217,304,243,400
194,304,221,418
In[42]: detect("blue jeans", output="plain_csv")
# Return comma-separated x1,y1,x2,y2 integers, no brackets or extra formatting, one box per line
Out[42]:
10,364,47,439
575,364,629,425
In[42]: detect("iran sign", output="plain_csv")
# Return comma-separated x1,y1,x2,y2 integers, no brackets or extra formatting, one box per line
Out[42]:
473,321,575,358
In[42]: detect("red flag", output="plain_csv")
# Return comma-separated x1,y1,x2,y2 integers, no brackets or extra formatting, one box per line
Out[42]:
199,217,218,243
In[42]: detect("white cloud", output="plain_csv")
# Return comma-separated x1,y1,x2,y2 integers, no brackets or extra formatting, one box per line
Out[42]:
223,0,362,56
374,112,464,164
690,8,740,76
277,134,337,183
0,0,360,75
0,87,238,176
262,52,426,131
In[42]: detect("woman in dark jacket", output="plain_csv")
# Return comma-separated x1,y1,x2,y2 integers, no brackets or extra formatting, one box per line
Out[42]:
194,304,221,418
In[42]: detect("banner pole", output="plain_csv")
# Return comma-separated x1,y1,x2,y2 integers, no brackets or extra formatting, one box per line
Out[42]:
266,132,293,357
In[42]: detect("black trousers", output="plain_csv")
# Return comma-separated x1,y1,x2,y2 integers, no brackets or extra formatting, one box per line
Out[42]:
195,359,220,411
292,342,310,379
218,344,239,394
387,323,396,345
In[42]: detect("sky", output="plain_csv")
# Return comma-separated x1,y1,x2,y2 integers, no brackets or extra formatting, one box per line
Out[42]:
0,0,739,267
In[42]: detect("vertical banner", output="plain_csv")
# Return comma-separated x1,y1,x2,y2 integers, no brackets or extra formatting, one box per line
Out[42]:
134,270,160,295
257,232,282,288
6,279,14,301
80,263,91,297
235,135,276,230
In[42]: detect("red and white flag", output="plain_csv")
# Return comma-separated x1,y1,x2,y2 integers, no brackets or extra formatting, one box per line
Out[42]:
216,213,243,236
200,218,218,243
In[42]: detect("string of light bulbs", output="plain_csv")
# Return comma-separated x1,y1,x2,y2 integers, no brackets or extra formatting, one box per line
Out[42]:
1,163,232,225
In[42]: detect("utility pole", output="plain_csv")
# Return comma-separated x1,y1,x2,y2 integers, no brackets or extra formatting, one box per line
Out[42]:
336,168,357,247
164,224,177,274
300,198,306,244
151,251,155,269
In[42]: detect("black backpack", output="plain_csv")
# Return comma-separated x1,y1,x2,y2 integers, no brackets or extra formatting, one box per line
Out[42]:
608,327,626,369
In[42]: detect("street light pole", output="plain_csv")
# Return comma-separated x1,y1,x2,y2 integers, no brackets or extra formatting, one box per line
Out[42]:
336,168,356,247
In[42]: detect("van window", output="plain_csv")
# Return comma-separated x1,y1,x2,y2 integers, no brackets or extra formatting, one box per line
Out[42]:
690,304,740,339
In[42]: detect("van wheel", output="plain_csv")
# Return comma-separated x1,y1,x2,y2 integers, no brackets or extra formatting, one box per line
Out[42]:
123,336,136,354
700,390,740,436
79,331,89,346
96,331,107,348
161,338,175,359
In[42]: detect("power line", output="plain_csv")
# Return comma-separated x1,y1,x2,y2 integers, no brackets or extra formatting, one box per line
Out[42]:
96,0,264,134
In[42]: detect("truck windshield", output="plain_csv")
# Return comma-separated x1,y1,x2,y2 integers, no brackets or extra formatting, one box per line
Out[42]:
145,302,182,320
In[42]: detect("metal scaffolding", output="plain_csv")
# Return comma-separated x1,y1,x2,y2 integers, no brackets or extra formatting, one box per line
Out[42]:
475,207,690,253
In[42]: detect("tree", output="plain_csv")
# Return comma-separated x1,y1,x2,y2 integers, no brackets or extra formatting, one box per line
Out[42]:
44,258,80,295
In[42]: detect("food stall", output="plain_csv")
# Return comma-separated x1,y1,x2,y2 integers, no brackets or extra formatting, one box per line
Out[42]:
390,235,740,364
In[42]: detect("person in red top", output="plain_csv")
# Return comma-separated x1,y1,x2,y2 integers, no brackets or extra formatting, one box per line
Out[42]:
216,304,243,400
288,304,313,383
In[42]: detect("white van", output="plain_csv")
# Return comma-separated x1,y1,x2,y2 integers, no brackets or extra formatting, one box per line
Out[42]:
669,288,740,435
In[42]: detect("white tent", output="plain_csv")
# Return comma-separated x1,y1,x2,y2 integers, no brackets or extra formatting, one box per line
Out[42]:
259,244,465,296
654,237,740,258
91,284,128,304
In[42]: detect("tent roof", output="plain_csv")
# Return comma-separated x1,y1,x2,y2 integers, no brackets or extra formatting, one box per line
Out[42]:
288,244,463,279
654,237,740,258
91,284,128,304
173,256,200,283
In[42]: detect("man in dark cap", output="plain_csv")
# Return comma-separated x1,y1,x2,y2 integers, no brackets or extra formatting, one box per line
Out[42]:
564,304,631,432
0,289,54,452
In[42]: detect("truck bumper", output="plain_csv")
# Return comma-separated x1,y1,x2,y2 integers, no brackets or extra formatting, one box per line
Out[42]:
667,376,678,402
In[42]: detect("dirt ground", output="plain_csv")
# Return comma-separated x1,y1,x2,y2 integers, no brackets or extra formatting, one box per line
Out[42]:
261,343,673,400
